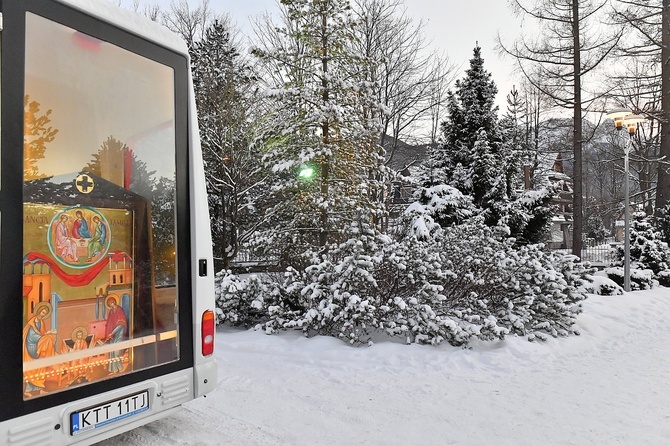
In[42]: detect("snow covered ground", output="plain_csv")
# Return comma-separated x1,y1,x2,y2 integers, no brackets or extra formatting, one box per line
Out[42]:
99,288,670,446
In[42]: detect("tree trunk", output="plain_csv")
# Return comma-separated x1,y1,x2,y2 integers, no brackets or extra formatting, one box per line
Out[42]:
221,187,230,271
572,0,583,257
320,9,330,248
656,0,670,215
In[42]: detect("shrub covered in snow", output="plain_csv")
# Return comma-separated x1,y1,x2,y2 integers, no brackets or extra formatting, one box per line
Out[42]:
656,204,670,246
612,211,670,286
219,217,590,346
423,224,588,341
581,274,623,296
215,270,269,326
604,266,656,291
657,270,670,288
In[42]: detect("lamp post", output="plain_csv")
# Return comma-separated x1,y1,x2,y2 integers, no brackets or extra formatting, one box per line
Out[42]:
606,108,645,292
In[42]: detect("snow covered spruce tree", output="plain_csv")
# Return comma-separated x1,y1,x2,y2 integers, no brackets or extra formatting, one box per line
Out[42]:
236,0,395,341
251,0,388,267
424,46,505,225
609,211,670,288
422,46,554,242
498,86,556,244
398,196,587,344
191,20,266,270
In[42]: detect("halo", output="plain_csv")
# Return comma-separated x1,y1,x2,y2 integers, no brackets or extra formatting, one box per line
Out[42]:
71,326,88,340
34,301,52,318
46,205,112,270
105,294,120,309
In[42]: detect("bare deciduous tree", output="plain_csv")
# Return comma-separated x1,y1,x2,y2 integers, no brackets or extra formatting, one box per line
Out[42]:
161,0,220,49
610,0,670,216
350,0,454,164
499,0,621,256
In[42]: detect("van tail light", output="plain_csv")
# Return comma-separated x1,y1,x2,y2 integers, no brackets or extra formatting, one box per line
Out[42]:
201,310,215,356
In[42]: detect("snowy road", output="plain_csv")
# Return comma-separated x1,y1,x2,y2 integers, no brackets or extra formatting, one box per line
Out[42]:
97,289,670,445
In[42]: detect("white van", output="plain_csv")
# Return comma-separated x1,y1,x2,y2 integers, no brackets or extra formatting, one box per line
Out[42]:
0,0,217,443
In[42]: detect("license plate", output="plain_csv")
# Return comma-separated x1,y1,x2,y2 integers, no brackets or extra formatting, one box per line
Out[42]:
70,390,150,435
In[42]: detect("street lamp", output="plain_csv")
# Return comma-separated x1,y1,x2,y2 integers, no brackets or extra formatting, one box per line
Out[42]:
606,108,645,292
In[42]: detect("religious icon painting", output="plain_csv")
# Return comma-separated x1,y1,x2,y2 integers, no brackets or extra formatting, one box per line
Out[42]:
47,206,112,268
22,203,136,399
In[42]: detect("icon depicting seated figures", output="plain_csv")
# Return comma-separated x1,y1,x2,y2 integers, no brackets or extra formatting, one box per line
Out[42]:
23,301,57,396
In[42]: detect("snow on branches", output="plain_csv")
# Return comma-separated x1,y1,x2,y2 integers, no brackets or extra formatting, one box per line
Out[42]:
216,216,590,346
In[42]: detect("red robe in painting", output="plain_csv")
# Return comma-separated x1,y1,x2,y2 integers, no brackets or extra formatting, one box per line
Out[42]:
105,305,127,340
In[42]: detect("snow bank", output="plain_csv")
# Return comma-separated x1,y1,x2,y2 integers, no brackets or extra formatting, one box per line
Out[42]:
101,288,670,446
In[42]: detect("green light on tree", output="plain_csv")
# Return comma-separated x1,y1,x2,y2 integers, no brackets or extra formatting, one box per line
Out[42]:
298,166,315,179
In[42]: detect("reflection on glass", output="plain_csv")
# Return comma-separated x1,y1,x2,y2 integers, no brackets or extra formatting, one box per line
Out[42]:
21,12,179,400
24,95,58,181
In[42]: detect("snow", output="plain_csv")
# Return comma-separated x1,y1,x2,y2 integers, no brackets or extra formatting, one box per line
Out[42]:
59,0,187,53
98,287,670,445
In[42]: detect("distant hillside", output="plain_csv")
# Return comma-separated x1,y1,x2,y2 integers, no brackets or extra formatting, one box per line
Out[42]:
380,134,429,174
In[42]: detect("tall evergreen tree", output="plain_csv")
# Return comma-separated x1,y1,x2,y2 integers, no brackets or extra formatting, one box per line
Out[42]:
499,87,528,197
425,46,506,225
191,20,264,270
421,50,555,243
252,0,388,267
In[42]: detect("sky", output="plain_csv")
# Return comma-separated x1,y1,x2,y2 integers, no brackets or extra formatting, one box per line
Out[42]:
98,282,670,445
119,0,522,108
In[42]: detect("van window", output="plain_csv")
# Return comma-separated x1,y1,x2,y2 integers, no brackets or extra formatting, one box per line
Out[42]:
22,12,179,400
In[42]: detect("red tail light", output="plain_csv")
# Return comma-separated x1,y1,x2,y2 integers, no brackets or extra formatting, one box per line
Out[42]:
201,310,215,356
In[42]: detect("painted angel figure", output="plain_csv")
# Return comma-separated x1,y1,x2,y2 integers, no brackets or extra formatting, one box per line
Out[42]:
72,210,92,239
54,213,78,261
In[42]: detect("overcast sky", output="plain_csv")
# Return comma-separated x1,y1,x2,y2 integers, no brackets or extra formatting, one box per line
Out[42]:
119,0,522,107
